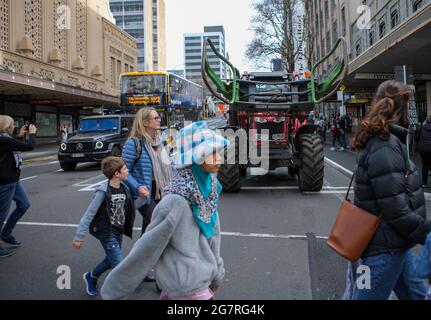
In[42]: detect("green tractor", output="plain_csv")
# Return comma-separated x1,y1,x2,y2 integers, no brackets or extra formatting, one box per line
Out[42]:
201,37,348,193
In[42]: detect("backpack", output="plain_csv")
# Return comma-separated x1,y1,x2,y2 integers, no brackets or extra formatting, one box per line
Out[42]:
131,137,143,168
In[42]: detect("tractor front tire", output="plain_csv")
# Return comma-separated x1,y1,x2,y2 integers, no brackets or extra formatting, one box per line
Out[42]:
298,134,324,192
218,141,242,193
218,163,241,193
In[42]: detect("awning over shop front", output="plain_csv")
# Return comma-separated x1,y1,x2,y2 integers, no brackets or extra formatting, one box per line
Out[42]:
347,4,431,86
0,70,119,106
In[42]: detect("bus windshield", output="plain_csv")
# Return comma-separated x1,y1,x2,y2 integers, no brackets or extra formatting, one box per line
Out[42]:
79,118,119,133
121,75,166,95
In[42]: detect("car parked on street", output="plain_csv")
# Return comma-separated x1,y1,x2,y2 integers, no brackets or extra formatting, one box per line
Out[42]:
58,114,134,171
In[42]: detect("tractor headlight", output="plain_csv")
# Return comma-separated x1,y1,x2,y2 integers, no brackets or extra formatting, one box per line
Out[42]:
256,133,270,142
255,117,268,123
95,141,104,149
272,133,285,141
60,143,67,151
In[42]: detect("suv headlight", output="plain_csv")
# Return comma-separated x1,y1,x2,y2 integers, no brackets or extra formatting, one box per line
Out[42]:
60,143,67,151
95,141,104,149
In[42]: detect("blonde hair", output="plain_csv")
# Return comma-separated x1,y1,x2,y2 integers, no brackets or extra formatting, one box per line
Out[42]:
129,108,157,141
0,115,14,133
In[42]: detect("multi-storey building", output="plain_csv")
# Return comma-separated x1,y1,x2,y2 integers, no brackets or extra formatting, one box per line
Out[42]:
109,0,166,71
151,0,166,71
305,0,351,77
305,0,431,124
184,26,228,84
0,0,137,143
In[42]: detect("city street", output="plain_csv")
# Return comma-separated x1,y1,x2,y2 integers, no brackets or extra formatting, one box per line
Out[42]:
1,0,431,306
2,146,429,300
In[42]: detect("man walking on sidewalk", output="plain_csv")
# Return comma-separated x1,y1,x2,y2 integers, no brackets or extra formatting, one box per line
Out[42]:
330,114,345,151
339,115,348,151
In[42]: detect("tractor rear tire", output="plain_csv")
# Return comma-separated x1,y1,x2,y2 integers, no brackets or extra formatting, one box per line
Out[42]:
298,134,324,192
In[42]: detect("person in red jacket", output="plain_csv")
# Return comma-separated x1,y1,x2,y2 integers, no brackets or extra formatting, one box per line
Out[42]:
0,116,37,258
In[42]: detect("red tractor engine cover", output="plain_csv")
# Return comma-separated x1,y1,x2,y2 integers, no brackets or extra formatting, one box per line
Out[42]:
252,112,288,145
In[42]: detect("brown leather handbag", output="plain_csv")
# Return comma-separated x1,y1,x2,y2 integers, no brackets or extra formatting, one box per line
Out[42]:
327,175,382,262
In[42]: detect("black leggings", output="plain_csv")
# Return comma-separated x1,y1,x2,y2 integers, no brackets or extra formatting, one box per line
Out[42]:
420,152,431,186
138,196,156,235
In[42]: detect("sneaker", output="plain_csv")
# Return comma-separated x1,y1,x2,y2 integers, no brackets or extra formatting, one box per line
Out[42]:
0,234,21,248
83,272,98,296
330,147,335,151
339,147,345,152
0,247,13,258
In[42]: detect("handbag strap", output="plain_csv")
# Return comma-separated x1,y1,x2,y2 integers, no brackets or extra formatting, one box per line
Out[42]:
346,174,355,200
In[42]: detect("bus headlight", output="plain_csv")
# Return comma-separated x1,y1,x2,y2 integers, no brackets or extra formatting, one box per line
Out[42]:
60,143,67,151
95,141,104,149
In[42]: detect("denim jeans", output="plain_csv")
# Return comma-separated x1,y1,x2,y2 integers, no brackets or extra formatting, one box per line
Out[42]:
91,234,123,279
354,249,428,300
340,134,347,149
0,181,31,236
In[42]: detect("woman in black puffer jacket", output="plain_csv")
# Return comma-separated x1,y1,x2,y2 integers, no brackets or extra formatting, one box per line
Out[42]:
416,116,431,187
350,80,431,300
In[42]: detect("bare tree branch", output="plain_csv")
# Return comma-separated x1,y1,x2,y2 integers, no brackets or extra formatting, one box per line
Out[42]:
246,0,314,72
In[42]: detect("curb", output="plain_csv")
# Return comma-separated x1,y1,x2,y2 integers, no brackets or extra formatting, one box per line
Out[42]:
324,157,354,178
324,157,431,202
22,152,58,161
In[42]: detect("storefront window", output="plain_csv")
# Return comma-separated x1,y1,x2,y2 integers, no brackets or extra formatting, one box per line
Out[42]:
60,114,74,132
36,112,58,137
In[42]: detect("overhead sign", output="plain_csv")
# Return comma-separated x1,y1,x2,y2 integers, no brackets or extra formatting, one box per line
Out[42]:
31,99,63,105
355,72,431,81
6,94,32,102
355,73,393,80
350,97,369,104
128,96,161,106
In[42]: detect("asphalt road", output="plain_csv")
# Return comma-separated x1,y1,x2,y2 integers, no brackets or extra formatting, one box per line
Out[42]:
0,155,429,300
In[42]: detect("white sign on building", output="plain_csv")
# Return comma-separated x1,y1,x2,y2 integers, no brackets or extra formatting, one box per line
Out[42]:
293,0,308,78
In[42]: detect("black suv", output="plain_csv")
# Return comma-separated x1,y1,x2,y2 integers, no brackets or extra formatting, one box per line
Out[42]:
58,114,134,171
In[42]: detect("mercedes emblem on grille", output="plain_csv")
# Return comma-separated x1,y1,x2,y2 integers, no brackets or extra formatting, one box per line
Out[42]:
76,143,83,151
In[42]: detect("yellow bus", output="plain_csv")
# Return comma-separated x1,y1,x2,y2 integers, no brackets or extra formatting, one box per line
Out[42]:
120,71,204,129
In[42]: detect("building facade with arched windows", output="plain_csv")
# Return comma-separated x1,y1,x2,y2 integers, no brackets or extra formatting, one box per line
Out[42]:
0,0,137,143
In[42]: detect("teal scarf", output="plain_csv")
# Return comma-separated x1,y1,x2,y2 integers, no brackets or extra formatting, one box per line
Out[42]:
191,164,213,199
191,164,221,238
164,166,222,238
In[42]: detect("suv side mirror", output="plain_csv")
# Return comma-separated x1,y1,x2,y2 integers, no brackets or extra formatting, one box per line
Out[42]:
121,127,129,134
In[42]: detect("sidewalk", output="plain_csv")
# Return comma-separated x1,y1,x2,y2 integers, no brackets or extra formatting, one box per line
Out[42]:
22,143,59,161
323,133,431,201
